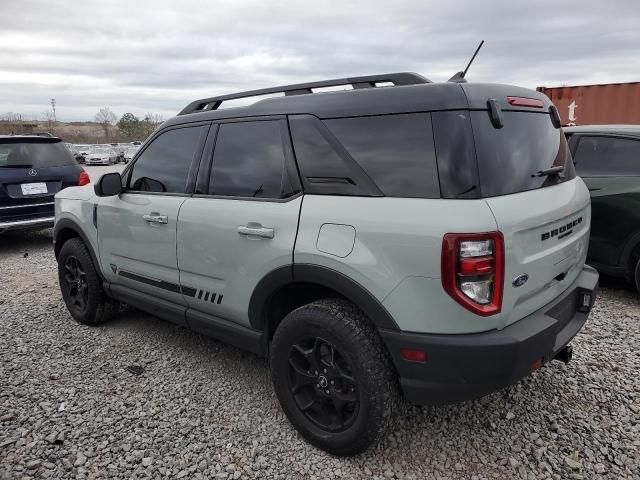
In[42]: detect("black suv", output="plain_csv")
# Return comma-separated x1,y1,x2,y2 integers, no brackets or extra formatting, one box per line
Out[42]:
565,125,640,291
0,136,89,233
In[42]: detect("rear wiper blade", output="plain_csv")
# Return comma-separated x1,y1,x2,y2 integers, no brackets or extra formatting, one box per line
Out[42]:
533,165,564,177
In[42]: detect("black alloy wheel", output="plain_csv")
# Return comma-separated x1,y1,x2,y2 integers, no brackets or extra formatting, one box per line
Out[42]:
63,255,89,313
288,336,359,432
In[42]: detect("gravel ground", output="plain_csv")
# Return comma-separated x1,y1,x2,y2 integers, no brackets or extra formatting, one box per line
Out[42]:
0,229,638,479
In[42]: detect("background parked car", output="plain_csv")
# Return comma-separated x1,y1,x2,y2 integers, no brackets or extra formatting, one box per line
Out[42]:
122,145,139,164
84,145,118,165
74,144,91,163
565,125,640,291
0,135,89,233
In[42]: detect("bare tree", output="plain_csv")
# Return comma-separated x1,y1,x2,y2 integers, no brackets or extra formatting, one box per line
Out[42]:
44,110,55,134
94,107,117,138
145,113,165,128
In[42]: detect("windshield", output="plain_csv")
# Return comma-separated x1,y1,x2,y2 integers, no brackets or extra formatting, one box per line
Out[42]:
76,145,90,151
471,111,575,197
0,140,77,167
92,148,111,154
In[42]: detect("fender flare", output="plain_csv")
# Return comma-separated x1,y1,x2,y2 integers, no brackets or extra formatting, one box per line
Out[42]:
248,264,400,332
53,218,103,278
620,230,640,269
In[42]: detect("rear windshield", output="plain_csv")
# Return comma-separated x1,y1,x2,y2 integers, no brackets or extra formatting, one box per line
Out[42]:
0,140,77,168
471,111,575,197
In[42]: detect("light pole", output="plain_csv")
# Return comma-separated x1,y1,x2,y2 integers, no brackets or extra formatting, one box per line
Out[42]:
51,98,57,122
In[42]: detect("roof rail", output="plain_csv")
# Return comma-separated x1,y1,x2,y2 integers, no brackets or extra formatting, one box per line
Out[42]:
178,72,431,116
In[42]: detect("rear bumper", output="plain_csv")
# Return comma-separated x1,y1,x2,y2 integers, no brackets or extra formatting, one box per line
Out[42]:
0,216,55,231
380,265,599,405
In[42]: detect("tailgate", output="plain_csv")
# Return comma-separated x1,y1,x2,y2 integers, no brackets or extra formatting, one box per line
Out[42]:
484,178,591,329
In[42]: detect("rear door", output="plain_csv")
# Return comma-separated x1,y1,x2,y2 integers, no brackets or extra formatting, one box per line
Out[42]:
177,118,302,329
98,124,208,321
571,134,640,267
468,107,590,329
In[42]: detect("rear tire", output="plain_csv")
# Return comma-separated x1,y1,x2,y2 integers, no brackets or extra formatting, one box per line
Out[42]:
632,252,640,294
58,238,118,325
270,299,398,456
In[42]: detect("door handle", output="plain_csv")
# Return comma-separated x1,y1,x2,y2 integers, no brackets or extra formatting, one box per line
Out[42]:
143,214,168,224
237,223,274,239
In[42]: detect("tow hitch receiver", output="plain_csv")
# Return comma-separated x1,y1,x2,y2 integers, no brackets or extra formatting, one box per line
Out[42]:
553,344,573,364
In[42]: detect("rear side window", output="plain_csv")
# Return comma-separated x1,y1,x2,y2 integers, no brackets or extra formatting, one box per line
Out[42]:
209,121,293,199
129,126,204,193
324,114,440,198
573,136,640,176
0,141,76,168
471,111,575,197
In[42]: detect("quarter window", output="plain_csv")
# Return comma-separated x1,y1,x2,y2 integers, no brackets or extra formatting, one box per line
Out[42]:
209,121,293,198
128,126,204,194
573,136,640,176
324,113,440,198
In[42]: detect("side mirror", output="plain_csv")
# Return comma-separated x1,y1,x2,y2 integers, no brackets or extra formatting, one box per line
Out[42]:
94,172,123,197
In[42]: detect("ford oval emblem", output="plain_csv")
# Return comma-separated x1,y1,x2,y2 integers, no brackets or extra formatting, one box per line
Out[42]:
512,274,529,288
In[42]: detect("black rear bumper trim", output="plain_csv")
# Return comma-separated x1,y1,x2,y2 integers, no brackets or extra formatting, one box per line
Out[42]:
380,265,599,405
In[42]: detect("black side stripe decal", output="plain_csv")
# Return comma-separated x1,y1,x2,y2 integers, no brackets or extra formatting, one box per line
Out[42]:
118,270,181,293
182,286,197,297
117,270,223,304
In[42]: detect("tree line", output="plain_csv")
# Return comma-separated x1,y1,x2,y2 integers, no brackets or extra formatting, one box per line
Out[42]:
95,107,164,142
0,108,165,143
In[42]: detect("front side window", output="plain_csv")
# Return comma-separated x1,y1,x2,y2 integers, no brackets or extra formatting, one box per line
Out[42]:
573,135,640,176
128,126,204,193
209,121,293,199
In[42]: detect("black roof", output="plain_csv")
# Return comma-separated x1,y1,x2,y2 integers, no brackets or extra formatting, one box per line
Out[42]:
0,135,62,143
164,73,551,129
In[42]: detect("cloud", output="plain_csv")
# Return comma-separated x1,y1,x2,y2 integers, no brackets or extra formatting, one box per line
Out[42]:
1,0,639,121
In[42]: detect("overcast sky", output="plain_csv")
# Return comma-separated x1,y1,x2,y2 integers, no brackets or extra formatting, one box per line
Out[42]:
2,0,639,122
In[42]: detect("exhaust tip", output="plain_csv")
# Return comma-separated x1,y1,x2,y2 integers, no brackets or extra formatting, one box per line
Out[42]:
553,344,573,364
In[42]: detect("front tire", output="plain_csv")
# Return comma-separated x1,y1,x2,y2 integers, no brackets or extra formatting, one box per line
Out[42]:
270,299,398,456
58,238,118,325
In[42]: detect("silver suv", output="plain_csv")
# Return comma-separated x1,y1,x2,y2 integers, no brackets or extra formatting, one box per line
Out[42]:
54,73,599,456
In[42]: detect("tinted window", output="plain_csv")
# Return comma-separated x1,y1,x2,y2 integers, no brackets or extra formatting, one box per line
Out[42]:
289,115,377,196
324,114,440,198
573,136,640,176
471,111,575,197
209,121,292,198
432,111,479,199
129,126,204,193
0,140,77,168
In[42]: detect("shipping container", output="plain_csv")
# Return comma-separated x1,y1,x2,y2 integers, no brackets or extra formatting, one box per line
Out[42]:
536,82,640,126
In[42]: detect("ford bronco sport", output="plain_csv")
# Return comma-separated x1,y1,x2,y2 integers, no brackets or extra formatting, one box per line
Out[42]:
54,72,599,456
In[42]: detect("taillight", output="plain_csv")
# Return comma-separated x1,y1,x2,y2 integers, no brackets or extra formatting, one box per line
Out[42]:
78,171,90,186
441,232,504,316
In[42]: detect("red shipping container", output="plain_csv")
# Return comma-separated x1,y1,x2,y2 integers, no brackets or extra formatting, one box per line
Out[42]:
536,82,640,126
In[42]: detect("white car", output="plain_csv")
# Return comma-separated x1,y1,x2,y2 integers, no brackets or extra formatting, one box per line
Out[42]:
122,145,140,164
74,144,91,162
85,146,118,165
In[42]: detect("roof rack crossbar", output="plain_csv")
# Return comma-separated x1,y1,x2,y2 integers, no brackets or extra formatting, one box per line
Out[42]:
178,72,431,115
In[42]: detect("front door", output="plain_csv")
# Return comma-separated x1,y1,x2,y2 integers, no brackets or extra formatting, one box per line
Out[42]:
177,118,302,328
98,123,209,311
